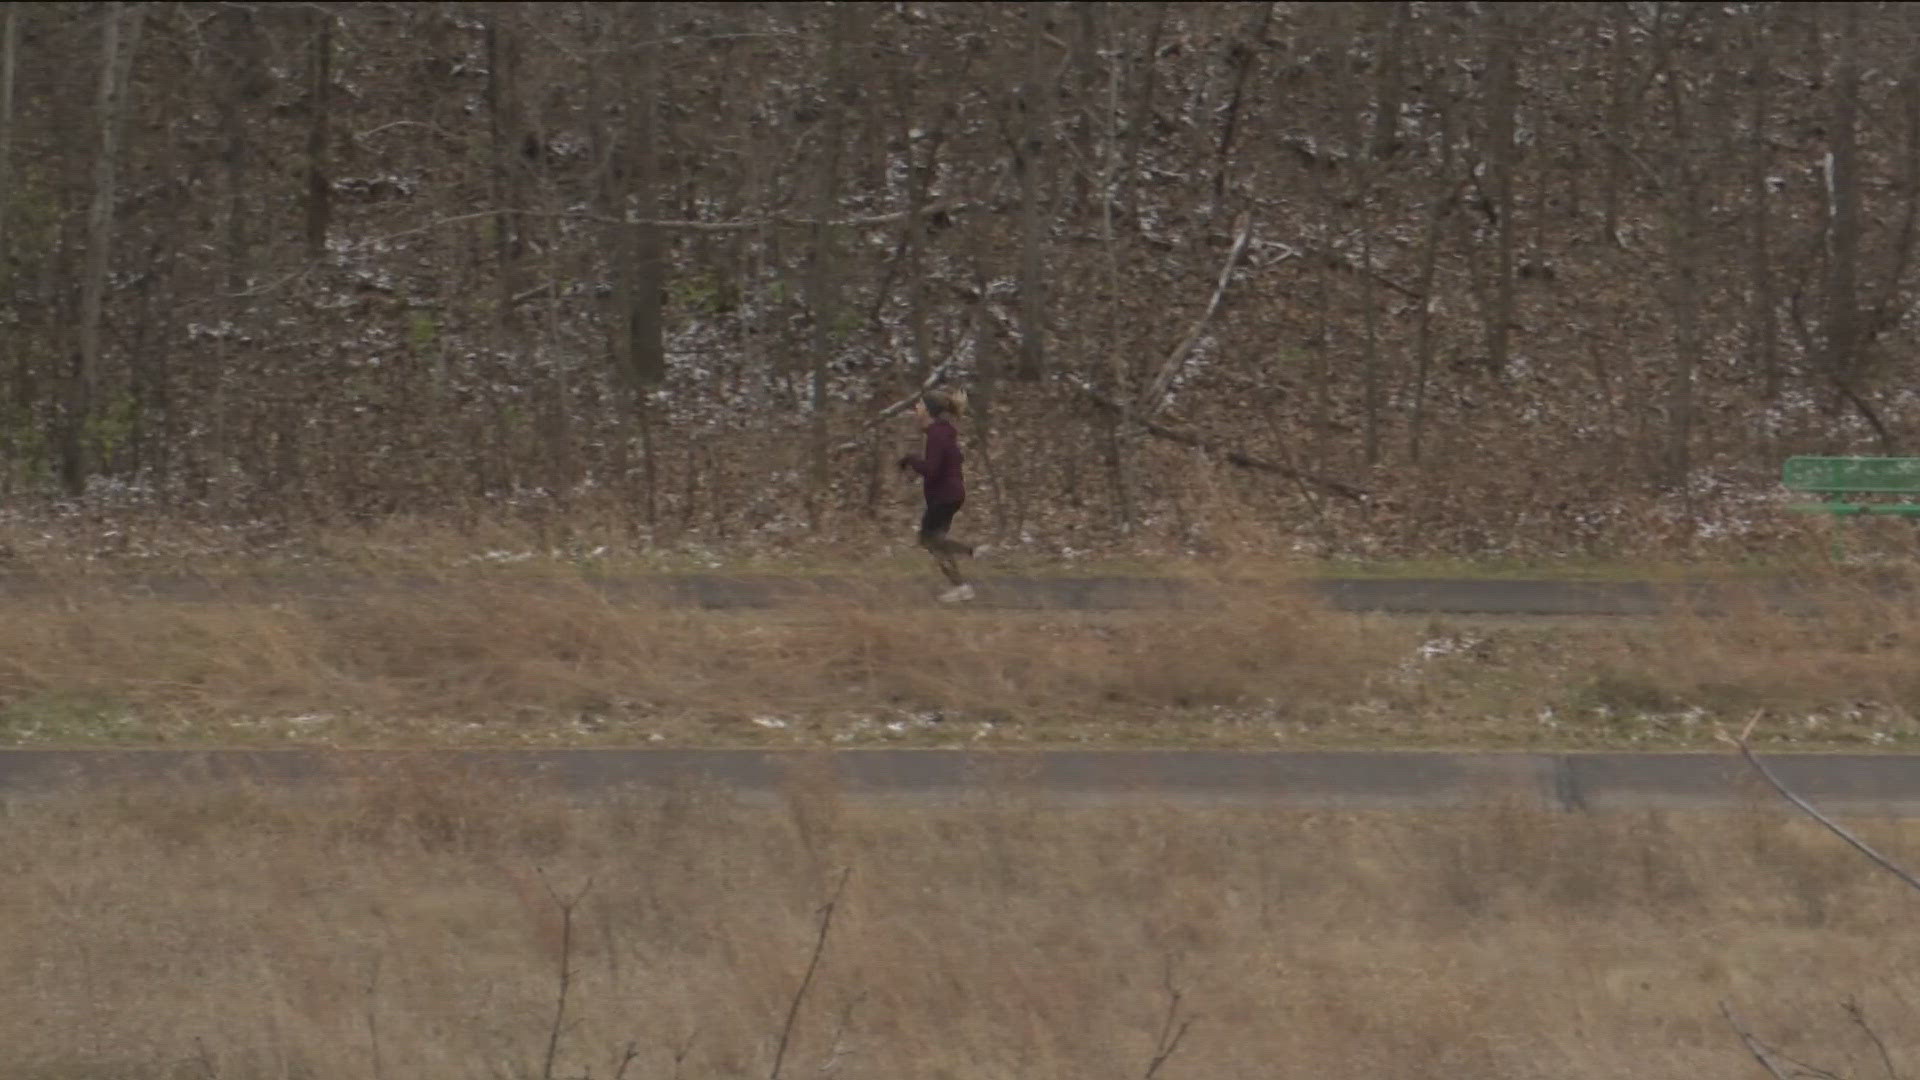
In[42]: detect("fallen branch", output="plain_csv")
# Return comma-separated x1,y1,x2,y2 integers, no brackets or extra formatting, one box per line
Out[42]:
1843,997,1903,1080
1144,956,1195,1080
371,200,973,248
1724,712,1920,896
1719,1001,1795,1080
1138,211,1255,418
537,870,595,1080
832,360,954,455
1075,380,1368,502
770,867,852,1080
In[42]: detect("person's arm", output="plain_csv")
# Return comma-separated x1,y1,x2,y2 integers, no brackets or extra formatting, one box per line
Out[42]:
901,427,947,478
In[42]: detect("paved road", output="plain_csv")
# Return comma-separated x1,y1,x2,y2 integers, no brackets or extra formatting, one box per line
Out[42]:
0,570,1852,615
5,747,1920,814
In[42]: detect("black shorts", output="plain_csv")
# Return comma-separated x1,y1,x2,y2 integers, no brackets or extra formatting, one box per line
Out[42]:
919,498,964,537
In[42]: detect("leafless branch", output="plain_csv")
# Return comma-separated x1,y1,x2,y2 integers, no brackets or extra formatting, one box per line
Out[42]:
831,360,954,455
816,990,867,1075
770,867,852,1080
672,1028,697,1080
369,200,974,248
611,1039,641,1080
364,953,385,1080
1720,1001,1794,1080
353,118,461,144
1073,378,1369,502
1144,956,1195,1080
537,870,595,1080
1724,712,1920,895
1844,997,1904,1080
1138,211,1255,418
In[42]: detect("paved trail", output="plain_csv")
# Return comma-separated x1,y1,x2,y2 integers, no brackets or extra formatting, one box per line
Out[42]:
5,747,1918,815
0,570,1844,614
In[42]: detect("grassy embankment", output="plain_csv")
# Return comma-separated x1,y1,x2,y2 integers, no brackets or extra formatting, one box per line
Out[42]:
0,522,1917,749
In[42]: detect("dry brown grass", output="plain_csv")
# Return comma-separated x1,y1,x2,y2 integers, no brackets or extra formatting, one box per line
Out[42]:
7,557,1920,749
6,772,1920,1079
0,561,1397,747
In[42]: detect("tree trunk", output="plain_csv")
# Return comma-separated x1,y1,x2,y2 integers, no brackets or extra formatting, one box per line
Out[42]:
484,5,528,312
1212,2,1274,208
1119,3,1167,229
1100,15,1133,534
805,6,854,528
614,1,664,388
1658,11,1711,487
217,6,258,294
72,2,145,494
1824,2,1863,392
1746,9,1780,403
1601,1,1633,243
1370,2,1409,161
304,9,331,260
1360,220,1382,467
1013,3,1053,383
1408,83,1460,466
891,58,942,385
1665,174,1702,486
1483,4,1518,377
0,4,16,282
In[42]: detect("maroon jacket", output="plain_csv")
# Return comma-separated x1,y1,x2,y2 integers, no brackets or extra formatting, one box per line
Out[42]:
905,419,965,505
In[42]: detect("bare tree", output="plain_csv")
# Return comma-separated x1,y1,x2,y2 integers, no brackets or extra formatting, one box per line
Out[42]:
71,2,145,493
0,3,16,282
1408,73,1463,466
1654,4,1708,486
1211,1,1274,209
1824,3,1865,402
1481,3,1519,377
611,1,665,388
1013,1,1054,382
1118,3,1168,230
483,4,528,308
304,7,332,260
214,6,261,293
805,5,856,528
1745,7,1781,405
1369,2,1410,162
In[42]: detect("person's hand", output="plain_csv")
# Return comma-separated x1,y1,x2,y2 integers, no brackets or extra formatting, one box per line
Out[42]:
897,455,915,472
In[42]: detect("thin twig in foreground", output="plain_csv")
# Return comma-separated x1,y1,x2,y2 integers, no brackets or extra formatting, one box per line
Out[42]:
1844,997,1905,1080
1720,1001,1794,1080
770,867,852,1080
364,953,385,1080
537,870,595,1080
1725,712,1920,895
1145,955,1195,1080
611,1039,641,1080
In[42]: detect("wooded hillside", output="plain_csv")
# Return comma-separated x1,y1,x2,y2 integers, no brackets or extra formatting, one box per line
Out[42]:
5,2,1916,560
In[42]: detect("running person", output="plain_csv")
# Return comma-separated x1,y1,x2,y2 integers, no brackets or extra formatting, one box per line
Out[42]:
899,389,981,602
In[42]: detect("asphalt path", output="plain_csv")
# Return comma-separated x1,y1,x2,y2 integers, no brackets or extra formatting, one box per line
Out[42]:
0,570,1849,614
5,747,1920,815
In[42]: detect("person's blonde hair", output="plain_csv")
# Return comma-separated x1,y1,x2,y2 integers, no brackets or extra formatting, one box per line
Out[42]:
922,387,968,419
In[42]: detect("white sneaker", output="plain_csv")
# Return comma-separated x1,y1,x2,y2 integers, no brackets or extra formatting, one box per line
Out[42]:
939,583,976,603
